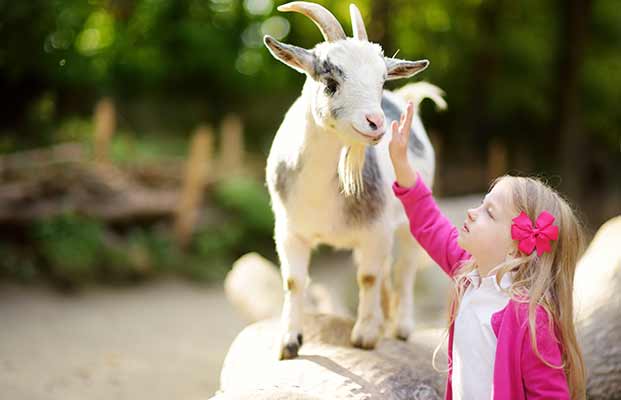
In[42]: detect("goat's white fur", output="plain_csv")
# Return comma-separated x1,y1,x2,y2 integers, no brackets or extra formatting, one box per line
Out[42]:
264,2,445,359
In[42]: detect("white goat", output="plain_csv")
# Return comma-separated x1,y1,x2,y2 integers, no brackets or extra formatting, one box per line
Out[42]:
263,1,446,359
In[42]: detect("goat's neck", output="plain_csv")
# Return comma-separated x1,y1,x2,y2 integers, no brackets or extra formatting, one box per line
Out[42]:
297,85,346,180
299,81,368,196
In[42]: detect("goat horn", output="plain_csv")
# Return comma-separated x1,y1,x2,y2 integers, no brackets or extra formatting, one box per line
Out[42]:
278,1,346,42
349,4,367,41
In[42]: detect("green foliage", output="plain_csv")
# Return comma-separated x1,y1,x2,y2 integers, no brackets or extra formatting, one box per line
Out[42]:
32,213,105,283
13,184,275,287
0,244,39,283
2,0,618,164
212,176,274,235
107,132,188,164
205,176,277,272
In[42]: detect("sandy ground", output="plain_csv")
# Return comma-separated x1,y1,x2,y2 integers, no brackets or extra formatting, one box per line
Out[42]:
0,281,245,400
0,195,480,400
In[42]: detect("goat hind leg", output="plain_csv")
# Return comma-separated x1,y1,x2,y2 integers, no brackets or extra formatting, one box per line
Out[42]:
392,225,418,340
351,243,390,349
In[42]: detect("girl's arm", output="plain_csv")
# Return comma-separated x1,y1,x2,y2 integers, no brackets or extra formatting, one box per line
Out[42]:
389,103,470,277
521,307,571,399
392,176,469,277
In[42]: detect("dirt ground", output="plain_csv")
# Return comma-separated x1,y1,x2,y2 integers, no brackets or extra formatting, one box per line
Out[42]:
0,195,480,400
0,280,246,400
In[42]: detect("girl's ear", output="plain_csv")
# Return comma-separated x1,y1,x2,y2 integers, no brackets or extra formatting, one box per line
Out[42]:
508,245,520,259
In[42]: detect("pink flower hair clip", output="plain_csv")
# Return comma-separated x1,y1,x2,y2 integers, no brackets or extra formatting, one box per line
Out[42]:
511,211,559,256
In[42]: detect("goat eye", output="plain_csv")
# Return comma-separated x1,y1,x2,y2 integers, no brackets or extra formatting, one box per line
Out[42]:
323,78,339,96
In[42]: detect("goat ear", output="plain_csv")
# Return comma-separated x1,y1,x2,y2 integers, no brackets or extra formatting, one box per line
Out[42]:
264,35,315,75
385,58,429,80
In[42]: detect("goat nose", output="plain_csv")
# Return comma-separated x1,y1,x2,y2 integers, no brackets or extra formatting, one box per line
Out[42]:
365,113,384,131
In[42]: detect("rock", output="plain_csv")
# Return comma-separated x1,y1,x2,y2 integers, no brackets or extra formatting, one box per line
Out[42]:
574,216,621,399
213,313,445,400
224,253,284,323
224,253,350,323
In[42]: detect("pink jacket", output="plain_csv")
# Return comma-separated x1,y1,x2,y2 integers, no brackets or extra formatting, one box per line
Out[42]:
392,177,570,400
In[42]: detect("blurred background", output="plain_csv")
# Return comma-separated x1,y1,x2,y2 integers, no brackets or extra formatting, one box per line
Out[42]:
0,0,619,399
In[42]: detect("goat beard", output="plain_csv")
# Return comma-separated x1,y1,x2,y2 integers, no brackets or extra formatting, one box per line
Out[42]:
337,144,366,197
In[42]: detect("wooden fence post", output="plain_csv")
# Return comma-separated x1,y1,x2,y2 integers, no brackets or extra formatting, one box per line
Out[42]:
174,126,214,248
486,138,507,183
218,114,245,177
93,98,116,163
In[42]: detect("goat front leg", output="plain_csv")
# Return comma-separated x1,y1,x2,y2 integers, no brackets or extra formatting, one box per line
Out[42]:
351,241,391,349
276,229,311,360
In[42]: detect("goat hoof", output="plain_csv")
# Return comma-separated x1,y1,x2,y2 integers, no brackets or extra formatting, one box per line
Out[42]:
279,332,303,360
394,318,415,341
351,319,381,350
280,343,299,360
352,336,376,350
396,331,410,341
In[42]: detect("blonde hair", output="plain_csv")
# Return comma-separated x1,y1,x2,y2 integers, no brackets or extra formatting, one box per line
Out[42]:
433,175,587,400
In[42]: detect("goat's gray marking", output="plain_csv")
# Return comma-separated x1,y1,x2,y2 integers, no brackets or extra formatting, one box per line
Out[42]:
341,147,385,226
272,159,303,201
381,94,425,156
313,57,345,80
313,57,345,97
330,105,345,119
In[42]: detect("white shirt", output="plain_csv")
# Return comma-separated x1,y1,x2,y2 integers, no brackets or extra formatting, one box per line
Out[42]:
451,270,512,400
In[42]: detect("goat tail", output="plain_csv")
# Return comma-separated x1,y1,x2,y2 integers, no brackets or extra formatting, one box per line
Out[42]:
393,81,447,112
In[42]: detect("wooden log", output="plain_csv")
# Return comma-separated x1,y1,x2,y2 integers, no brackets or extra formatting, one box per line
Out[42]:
0,158,181,224
0,142,85,179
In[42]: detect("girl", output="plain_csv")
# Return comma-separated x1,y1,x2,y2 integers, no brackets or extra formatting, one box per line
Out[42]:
388,102,587,400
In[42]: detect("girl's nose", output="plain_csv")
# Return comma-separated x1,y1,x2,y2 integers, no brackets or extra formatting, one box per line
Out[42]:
467,209,476,221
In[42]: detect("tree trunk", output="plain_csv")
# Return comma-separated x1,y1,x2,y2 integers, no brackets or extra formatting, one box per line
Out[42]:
556,0,592,202
369,0,394,51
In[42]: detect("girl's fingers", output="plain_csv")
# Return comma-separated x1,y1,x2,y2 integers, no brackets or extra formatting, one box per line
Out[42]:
391,120,399,139
402,102,414,134
390,120,404,146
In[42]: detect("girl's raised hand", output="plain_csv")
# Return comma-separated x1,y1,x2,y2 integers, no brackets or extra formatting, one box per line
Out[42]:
389,101,414,167
388,102,418,188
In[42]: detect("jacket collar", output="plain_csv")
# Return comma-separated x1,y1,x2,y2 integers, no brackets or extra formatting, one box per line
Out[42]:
466,269,513,291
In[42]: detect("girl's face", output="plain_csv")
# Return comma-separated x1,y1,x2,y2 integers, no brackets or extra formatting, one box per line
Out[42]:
458,179,517,274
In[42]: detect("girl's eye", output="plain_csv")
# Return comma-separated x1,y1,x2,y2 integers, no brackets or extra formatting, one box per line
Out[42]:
487,209,494,219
